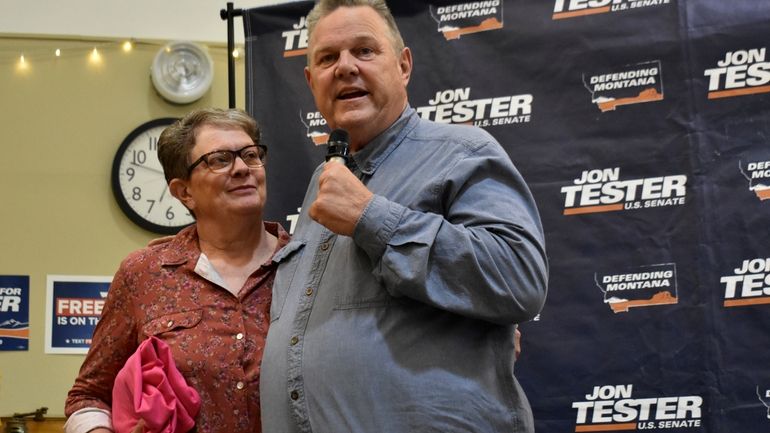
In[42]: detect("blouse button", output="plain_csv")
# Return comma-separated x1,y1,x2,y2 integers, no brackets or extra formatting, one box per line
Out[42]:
320,242,330,251
236,381,245,390
290,391,299,400
167,320,174,328
290,336,299,346
305,287,313,296
236,333,244,340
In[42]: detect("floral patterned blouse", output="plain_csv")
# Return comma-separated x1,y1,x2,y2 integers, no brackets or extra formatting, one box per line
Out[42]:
65,222,289,433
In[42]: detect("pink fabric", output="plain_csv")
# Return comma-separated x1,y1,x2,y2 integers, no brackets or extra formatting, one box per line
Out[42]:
112,336,201,433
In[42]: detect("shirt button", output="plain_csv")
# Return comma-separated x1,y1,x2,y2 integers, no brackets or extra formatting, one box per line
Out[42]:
305,287,313,296
236,333,244,340
290,391,299,400
320,242,330,251
166,320,174,328
290,336,299,346
236,381,245,390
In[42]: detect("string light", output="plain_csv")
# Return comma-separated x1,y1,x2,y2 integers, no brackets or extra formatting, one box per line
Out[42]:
89,47,102,65
0,37,137,66
1,36,230,70
16,54,29,72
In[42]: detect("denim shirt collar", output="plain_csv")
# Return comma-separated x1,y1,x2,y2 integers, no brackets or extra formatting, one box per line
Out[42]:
349,105,420,176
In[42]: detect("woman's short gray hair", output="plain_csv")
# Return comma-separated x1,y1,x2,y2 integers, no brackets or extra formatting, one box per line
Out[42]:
157,108,261,184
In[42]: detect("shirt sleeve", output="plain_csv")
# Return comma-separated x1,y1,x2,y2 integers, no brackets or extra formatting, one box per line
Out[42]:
63,407,113,433
352,136,548,325
65,258,139,417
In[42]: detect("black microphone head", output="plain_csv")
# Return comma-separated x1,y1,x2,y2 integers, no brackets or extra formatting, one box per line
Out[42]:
326,129,350,162
328,128,349,146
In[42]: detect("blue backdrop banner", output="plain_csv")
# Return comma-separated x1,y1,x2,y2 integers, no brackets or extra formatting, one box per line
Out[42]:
244,1,770,430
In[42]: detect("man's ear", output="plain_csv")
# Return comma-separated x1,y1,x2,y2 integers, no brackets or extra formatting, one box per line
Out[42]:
304,65,314,91
169,178,195,211
399,47,413,86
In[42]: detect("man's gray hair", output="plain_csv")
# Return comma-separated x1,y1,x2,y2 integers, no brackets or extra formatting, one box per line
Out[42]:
306,0,405,55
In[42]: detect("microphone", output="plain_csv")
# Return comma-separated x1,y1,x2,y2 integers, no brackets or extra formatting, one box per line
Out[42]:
325,129,349,164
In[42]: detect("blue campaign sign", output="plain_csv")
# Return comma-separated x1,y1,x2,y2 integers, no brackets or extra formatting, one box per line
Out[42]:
45,275,111,354
0,275,30,351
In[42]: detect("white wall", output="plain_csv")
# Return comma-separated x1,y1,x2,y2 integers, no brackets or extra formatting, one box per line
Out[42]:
0,0,298,43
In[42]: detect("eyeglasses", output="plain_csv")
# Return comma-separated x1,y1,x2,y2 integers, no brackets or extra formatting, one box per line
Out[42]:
187,144,267,175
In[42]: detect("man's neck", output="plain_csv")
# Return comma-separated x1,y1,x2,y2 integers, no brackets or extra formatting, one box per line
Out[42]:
341,102,410,152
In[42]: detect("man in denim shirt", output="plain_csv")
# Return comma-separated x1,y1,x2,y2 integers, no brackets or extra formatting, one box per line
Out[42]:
260,1,548,432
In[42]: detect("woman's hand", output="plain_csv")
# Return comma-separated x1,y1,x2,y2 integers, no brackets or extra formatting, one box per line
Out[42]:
130,420,146,433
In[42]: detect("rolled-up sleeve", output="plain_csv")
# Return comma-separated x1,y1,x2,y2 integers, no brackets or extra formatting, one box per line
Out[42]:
353,134,547,325
65,261,138,416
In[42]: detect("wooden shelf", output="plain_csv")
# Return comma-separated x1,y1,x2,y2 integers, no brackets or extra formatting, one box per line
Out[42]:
0,417,66,433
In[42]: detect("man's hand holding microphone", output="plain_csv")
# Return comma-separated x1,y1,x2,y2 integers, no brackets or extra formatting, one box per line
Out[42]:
309,129,374,236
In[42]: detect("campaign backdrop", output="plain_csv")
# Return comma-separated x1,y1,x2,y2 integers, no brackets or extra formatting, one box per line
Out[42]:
244,1,770,431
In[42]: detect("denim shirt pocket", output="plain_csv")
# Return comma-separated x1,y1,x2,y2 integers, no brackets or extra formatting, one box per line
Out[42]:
270,239,306,322
141,309,203,373
333,249,394,310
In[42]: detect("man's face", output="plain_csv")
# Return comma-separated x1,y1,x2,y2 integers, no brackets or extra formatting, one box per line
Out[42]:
175,125,267,220
305,6,412,151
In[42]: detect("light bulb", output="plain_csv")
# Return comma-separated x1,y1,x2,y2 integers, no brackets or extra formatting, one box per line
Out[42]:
87,47,104,66
17,54,29,72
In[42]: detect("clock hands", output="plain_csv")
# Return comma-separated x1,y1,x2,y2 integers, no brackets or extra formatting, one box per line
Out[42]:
130,162,164,175
159,184,168,202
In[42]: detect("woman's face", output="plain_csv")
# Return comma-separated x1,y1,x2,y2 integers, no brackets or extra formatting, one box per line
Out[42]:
180,125,267,221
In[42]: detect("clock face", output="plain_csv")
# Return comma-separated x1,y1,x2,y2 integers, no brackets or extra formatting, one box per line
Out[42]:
111,118,195,234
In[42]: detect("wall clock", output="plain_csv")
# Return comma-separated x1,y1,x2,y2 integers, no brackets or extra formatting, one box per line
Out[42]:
111,118,195,234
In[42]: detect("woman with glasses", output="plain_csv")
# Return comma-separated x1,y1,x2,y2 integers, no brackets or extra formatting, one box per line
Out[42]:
64,108,289,433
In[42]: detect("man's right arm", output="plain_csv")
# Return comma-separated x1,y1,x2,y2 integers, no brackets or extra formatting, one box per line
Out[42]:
352,134,548,325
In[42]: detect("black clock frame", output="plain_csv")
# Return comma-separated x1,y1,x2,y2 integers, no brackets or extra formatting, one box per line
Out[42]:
110,117,189,235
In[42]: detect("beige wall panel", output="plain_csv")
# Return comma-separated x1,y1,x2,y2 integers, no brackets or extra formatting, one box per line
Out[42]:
0,35,246,417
